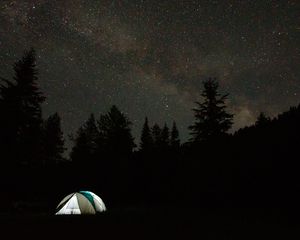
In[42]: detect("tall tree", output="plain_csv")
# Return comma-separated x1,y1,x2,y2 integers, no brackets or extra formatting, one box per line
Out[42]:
161,123,170,149
140,117,153,152
189,78,233,143
42,113,65,165
170,121,180,149
70,113,99,165
0,48,45,166
151,123,162,150
97,105,135,156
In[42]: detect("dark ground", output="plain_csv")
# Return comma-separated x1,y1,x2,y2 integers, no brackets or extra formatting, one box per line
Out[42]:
1,207,299,239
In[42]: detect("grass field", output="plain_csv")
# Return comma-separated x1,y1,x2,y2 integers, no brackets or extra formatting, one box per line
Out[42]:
0,207,298,239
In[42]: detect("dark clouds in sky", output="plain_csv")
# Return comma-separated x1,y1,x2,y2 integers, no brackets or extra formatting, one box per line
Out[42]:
0,0,299,146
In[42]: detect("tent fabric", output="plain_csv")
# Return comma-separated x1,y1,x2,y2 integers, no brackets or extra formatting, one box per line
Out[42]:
56,194,81,215
76,192,95,214
56,193,74,211
55,191,106,215
79,191,96,209
89,192,107,212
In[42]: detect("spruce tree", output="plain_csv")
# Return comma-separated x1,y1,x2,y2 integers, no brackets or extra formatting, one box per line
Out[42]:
151,123,162,150
189,78,233,143
0,49,45,166
97,105,135,156
42,112,65,165
161,123,170,149
140,117,153,152
170,121,180,149
70,113,99,164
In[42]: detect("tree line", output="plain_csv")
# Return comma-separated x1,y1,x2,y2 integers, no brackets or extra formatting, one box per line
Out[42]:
1,49,300,212
0,49,234,168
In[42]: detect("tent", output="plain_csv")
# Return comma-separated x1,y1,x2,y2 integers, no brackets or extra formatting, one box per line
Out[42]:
55,191,106,215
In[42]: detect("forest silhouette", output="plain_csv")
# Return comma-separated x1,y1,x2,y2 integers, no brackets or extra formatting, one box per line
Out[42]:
1,49,300,214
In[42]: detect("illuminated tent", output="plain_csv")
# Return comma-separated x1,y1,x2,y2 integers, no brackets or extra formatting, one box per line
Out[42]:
55,191,106,215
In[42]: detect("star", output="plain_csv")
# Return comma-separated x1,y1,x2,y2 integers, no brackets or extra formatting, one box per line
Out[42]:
0,0,297,149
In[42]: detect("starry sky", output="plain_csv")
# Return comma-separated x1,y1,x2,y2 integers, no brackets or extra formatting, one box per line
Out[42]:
0,0,299,148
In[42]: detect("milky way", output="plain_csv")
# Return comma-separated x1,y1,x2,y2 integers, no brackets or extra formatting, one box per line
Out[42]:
0,0,299,149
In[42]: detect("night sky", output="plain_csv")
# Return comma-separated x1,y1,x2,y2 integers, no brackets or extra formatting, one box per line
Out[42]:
0,0,298,148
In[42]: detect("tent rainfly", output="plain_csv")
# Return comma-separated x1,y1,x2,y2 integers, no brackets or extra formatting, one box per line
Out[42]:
55,191,106,215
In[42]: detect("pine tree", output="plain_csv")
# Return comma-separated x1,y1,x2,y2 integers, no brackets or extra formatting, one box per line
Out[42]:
140,117,153,152
151,123,162,150
42,112,65,165
0,49,45,166
70,113,99,165
161,123,170,149
97,105,135,156
170,121,180,149
189,78,233,143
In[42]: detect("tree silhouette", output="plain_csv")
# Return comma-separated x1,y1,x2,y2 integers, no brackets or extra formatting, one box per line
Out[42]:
189,78,233,143
170,121,180,149
140,117,153,152
255,112,271,127
70,113,98,165
0,48,45,167
151,123,162,150
42,112,65,165
161,123,170,150
97,105,135,156
2,47,300,213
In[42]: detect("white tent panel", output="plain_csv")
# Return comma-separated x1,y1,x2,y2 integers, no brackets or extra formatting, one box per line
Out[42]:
89,192,106,212
56,193,74,210
56,195,81,215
